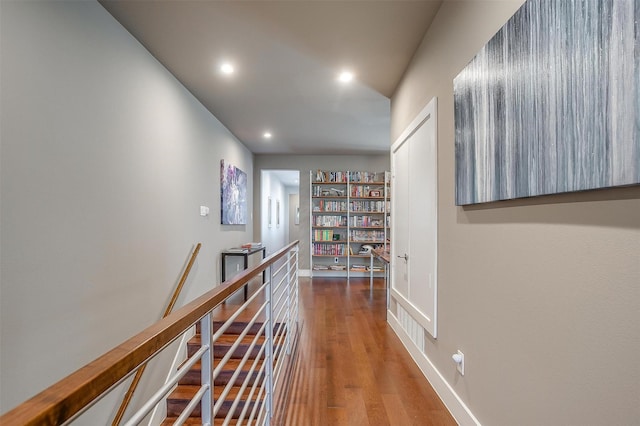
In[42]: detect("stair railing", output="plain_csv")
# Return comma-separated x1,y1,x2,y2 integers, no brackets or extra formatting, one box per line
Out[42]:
0,240,300,426
111,242,202,426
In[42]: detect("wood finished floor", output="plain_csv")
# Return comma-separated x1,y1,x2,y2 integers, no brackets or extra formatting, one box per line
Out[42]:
284,277,456,426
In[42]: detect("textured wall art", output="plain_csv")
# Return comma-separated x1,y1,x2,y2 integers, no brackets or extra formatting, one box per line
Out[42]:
454,0,639,205
220,160,248,224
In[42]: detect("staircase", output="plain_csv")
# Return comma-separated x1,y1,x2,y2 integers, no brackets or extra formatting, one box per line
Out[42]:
162,320,282,425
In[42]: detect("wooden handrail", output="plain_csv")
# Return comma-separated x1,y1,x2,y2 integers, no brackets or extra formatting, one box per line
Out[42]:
111,243,201,426
0,240,299,426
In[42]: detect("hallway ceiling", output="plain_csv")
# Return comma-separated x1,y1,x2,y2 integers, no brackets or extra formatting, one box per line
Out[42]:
100,0,442,155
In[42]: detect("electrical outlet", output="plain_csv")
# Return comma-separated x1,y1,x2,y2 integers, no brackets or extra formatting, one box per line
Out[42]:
452,350,465,375
236,264,240,272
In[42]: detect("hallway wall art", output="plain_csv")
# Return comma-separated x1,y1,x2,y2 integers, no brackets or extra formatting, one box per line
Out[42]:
220,160,248,224
454,0,639,205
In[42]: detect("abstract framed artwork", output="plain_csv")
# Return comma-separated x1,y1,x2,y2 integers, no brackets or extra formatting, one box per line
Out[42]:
454,0,639,205
220,160,248,224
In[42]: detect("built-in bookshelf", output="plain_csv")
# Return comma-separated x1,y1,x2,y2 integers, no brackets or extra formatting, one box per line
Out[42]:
310,170,390,277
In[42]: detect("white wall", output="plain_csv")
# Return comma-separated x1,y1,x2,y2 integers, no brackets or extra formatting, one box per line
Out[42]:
260,171,288,257
288,192,301,246
391,1,640,425
0,0,254,416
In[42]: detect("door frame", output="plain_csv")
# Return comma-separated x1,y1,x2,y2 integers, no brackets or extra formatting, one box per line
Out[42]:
390,97,438,338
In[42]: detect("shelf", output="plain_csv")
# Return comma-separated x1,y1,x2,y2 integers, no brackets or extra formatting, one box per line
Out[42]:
310,170,390,279
312,211,348,214
312,181,347,185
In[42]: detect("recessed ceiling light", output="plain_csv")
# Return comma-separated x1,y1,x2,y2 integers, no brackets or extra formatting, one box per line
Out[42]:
263,132,272,139
220,62,234,75
338,70,354,83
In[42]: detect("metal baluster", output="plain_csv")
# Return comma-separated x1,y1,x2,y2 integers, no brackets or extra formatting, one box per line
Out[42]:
265,264,274,424
293,247,299,333
200,313,213,426
285,250,292,355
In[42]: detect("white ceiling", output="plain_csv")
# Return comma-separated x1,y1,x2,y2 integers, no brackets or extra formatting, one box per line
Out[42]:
267,170,301,189
100,0,443,155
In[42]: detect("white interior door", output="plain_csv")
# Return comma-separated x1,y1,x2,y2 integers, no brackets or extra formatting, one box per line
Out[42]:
390,97,438,338
392,138,410,298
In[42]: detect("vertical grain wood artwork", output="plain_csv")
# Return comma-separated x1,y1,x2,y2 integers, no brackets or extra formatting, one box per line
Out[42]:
454,0,639,205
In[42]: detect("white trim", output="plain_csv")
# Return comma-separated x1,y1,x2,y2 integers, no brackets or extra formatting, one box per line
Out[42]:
391,288,433,331
299,269,312,277
390,96,438,338
391,97,437,153
387,311,481,426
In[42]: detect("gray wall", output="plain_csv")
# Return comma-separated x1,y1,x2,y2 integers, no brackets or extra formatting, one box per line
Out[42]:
254,155,390,270
0,0,254,415
392,1,640,425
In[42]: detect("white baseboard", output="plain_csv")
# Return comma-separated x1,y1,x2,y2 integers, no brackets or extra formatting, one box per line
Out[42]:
299,269,311,277
387,311,481,426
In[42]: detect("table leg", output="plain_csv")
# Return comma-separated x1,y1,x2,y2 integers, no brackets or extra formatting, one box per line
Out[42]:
262,248,266,284
370,253,374,291
243,255,249,300
221,254,226,283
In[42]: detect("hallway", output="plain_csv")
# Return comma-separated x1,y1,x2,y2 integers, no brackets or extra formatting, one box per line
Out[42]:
284,278,455,426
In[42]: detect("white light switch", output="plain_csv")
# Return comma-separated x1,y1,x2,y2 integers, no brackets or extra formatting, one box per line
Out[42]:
200,206,210,216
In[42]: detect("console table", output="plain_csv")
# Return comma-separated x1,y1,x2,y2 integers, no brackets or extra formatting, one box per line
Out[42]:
221,246,266,300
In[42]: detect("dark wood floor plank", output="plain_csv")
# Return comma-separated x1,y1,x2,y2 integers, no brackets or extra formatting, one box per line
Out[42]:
284,277,456,426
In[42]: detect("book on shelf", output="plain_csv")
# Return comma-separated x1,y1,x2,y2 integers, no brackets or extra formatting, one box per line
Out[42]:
227,248,248,253
314,170,348,183
241,242,263,249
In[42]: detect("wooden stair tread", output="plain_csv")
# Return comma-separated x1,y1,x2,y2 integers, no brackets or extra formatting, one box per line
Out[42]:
162,418,244,426
216,334,266,344
162,418,247,425
161,417,204,426
179,358,264,386
187,335,267,359
166,320,278,423
189,333,266,346
167,384,264,401
212,320,266,335
183,357,264,371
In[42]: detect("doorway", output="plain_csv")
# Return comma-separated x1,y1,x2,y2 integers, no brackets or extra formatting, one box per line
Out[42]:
260,170,300,256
